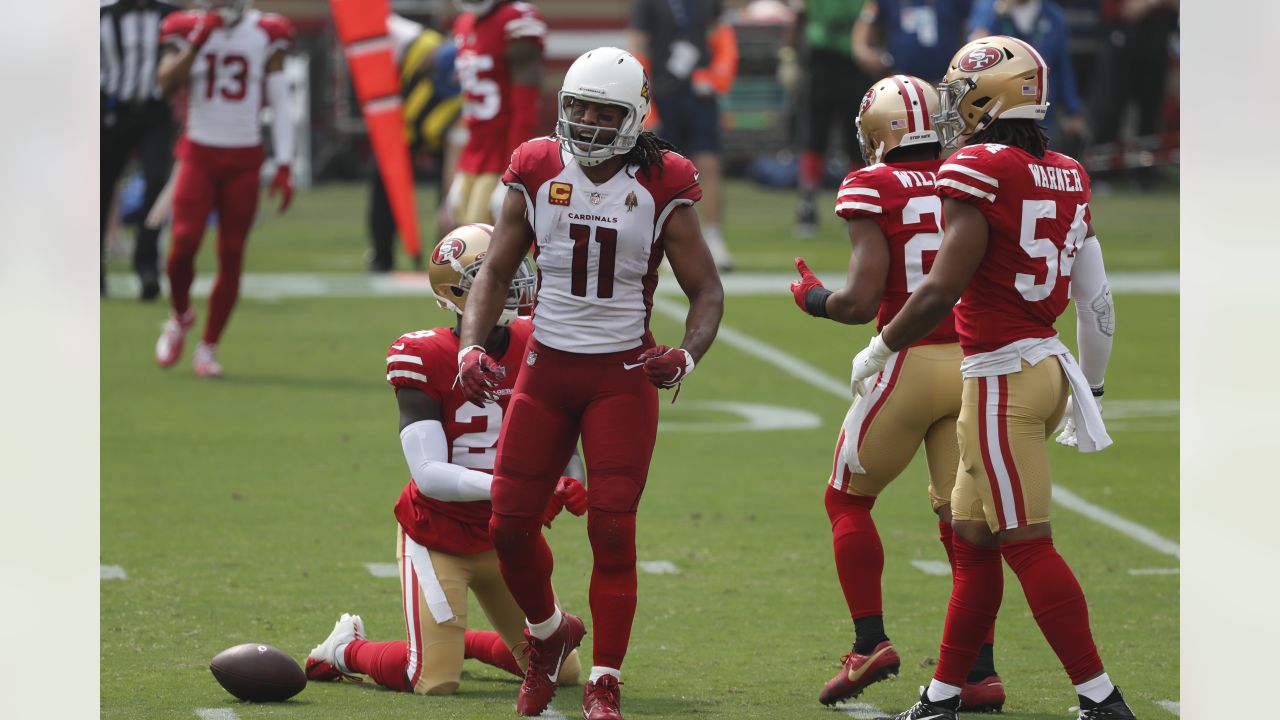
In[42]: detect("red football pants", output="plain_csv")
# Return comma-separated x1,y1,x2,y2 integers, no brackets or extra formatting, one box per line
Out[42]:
489,340,659,669
167,140,264,345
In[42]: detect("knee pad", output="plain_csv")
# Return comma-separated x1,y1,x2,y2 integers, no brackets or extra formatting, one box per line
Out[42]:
488,513,543,556
824,485,876,523
417,679,460,696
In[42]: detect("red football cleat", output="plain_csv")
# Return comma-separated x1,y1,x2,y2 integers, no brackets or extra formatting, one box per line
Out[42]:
516,612,586,716
583,674,624,719
155,310,196,368
818,641,901,706
961,674,1005,713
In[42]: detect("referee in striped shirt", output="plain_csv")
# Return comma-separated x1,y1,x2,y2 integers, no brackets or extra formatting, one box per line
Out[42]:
101,0,181,300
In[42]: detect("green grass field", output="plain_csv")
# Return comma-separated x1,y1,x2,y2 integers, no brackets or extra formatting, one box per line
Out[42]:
101,181,1178,719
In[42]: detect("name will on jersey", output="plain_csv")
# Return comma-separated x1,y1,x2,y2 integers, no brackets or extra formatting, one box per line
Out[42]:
1027,164,1084,193
892,170,936,189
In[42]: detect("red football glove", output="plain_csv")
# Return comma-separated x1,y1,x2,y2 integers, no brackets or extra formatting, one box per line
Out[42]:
637,345,694,389
188,11,223,48
790,257,827,316
457,345,502,407
268,165,293,213
542,477,587,528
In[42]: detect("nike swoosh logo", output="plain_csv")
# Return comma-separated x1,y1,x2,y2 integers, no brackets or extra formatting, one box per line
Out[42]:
622,362,644,370
546,645,569,684
846,645,893,682
391,343,405,350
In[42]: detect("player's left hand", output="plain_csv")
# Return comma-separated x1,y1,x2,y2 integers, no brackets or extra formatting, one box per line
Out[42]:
790,257,827,316
850,334,891,397
554,476,587,516
268,164,293,213
1055,395,1102,447
637,345,694,389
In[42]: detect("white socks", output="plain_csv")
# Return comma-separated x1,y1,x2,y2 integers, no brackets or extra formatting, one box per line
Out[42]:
333,643,351,674
925,679,961,703
589,666,621,683
527,608,563,640
1074,672,1114,703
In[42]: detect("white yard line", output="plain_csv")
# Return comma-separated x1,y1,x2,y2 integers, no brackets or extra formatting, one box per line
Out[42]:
910,560,953,576
838,700,888,719
638,560,681,575
651,297,1180,559
1129,568,1180,575
106,270,1178,300
1156,699,1180,716
101,565,128,580
195,709,239,720
364,562,399,578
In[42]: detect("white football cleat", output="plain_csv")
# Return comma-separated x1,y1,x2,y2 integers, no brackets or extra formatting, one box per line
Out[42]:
155,310,196,368
305,613,365,682
193,342,223,378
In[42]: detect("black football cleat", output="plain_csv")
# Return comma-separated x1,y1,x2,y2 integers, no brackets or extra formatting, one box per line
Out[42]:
874,689,960,720
1078,686,1137,719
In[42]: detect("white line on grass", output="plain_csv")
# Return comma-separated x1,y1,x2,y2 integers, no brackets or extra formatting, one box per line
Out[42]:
364,562,399,578
638,560,681,575
910,560,952,576
837,700,887,719
101,565,128,580
1129,568,1180,575
1156,699,1180,716
195,709,239,720
513,704,567,719
650,298,1181,560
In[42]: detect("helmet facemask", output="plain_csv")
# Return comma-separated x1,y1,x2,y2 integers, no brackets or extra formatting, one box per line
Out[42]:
434,256,537,327
556,94,639,167
200,0,251,25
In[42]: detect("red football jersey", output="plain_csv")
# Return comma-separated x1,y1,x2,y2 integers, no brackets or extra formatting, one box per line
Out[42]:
936,144,1092,355
835,159,958,346
385,318,533,555
452,1,547,174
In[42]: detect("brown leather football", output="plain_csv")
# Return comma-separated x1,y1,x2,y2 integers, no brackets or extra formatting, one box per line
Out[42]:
209,643,306,702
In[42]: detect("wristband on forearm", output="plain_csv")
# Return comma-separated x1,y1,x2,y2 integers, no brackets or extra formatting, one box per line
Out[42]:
805,287,832,318
1091,384,1104,398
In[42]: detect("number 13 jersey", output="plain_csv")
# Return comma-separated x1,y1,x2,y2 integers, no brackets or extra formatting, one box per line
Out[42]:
502,137,702,353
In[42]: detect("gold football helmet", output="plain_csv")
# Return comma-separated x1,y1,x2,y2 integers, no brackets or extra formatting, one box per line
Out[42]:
427,224,536,326
933,35,1050,148
856,75,942,165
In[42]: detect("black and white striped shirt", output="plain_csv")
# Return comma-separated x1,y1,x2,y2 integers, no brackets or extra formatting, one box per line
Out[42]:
100,0,180,105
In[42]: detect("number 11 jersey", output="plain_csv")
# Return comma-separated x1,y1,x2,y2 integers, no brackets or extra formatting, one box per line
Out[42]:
502,137,702,354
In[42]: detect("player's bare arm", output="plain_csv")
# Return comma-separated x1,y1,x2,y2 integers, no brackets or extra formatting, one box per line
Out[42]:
157,13,224,95
506,38,543,87
793,218,890,324
458,189,535,351
397,386,442,431
881,199,987,351
662,205,725,364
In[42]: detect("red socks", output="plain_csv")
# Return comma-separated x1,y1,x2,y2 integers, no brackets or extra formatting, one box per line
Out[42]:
587,511,638,669
938,522,996,647
825,487,883,620
800,151,823,192
202,241,245,344
1001,537,1104,684
489,513,557,623
934,535,1003,687
344,639,410,691
464,630,521,678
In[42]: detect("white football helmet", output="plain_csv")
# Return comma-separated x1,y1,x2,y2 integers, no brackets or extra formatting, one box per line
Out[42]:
556,47,651,167
199,0,252,25
453,0,499,15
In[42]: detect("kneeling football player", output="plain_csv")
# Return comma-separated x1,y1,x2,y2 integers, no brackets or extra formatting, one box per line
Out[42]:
789,76,1004,712
305,225,587,695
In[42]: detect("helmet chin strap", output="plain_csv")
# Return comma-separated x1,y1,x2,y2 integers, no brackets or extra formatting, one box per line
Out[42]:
874,140,886,164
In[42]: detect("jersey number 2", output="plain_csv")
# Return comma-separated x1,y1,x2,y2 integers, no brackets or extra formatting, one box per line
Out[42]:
569,223,617,298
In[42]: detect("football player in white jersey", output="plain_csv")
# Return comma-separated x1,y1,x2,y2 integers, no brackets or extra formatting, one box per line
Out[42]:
153,0,294,377
455,47,725,720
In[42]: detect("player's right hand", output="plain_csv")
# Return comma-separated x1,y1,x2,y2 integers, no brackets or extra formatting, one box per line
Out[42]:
554,476,587,517
790,257,827,316
189,11,223,48
457,345,500,407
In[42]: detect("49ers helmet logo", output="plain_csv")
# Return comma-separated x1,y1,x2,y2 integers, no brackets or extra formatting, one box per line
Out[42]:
858,88,876,117
958,46,1003,72
432,238,466,265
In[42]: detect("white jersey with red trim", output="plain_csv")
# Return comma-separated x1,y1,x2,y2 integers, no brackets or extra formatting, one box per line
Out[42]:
160,9,293,148
935,143,1092,355
502,137,702,354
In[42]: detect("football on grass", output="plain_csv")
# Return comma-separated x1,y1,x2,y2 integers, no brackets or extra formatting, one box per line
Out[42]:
209,643,306,702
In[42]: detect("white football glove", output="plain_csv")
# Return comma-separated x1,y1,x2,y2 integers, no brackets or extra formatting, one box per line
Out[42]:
1055,395,1102,448
850,335,891,399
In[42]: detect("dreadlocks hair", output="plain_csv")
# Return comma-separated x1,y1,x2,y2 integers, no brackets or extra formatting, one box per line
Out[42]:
968,119,1049,158
622,131,678,179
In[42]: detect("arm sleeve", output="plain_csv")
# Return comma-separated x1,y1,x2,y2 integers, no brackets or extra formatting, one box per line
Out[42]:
265,71,294,166
1069,236,1114,388
399,420,494,502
